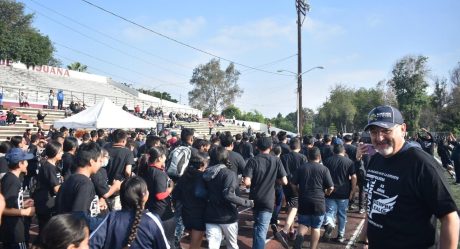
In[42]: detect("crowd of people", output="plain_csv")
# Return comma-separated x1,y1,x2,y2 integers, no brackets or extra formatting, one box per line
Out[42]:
0,105,458,249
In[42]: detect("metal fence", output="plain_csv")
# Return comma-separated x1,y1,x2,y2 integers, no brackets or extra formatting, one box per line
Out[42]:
0,84,195,114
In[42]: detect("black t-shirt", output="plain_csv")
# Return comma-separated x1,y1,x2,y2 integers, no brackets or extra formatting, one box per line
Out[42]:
91,167,110,198
0,172,26,243
323,155,355,199
233,141,241,154
281,151,307,181
96,138,107,148
300,145,309,157
320,144,334,161
227,150,246,175
366,143,458,249
279,142,291,156
292,162,333,215
344,144,357,162
243,153,287,212
105,145,135,184
0,156,8,177
142,166,174,221
61,152,75,180
240,141,254,160
56,173,98,216
34,161,62,215
172,169,206,221
137,144,149,158
27,144,39,176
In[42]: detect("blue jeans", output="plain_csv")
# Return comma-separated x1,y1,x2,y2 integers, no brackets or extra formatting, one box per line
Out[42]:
324,198,349,237
252,210,272,249
270,184,284,225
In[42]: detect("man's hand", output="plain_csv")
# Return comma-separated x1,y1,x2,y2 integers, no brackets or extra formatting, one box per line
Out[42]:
112,179,122,191
356,143,368,160
99,198,108,211
21,207,35,217
23,199,34,208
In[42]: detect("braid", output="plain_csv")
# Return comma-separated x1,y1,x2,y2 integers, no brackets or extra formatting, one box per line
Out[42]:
124,203,143,248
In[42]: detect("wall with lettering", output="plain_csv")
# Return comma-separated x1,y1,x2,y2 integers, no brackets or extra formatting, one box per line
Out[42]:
0,60,107,83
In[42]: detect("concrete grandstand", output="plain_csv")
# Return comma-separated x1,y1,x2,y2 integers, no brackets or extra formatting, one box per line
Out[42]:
0,60,201,115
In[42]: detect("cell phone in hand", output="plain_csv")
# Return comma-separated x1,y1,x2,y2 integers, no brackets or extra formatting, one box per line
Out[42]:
366,144,376,156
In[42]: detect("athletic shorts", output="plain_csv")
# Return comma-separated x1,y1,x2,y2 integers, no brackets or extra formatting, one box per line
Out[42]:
183,216,206,232
298,214,325,229
283,185,299,208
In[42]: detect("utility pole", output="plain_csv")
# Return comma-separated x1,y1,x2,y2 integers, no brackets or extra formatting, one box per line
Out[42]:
296,0,309,137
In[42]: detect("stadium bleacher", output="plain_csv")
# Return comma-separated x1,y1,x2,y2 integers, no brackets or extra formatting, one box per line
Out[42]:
0,63,257,139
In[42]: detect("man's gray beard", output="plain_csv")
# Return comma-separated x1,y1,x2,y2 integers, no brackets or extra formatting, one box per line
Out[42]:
376,146,394,157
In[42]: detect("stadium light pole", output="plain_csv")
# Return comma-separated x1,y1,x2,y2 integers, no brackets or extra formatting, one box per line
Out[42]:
278,66,324,135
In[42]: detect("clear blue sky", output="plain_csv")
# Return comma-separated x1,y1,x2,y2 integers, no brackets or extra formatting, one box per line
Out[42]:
22,0,460,117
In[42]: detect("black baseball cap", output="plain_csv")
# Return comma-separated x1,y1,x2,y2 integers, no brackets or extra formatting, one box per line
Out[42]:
5,148,34,164
364,105,404,131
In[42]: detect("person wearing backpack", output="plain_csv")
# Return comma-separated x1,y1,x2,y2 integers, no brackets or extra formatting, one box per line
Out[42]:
165,128,197,180
165,128,197,248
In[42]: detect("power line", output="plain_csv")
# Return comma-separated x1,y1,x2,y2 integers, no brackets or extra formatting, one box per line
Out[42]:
80,0,290,76
54,41,188,88
26,0,296,78
240,54,297,73
25,3,191,79
57,53,185,97
27,0,193,71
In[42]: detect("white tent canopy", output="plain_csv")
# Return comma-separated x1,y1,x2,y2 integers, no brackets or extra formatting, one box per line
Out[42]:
54,98,156,129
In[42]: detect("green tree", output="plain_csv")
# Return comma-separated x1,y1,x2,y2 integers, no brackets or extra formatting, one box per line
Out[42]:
0,0,54,67
389,55,429,131
269,113,296,133
441,63,460,133
188,59,243,113
352,87,385,131
67,62,88,72
316,85,356,133
221,105,242,119
425,77,449,130
137,88,178,103
302,108,315,135
241,110,266,123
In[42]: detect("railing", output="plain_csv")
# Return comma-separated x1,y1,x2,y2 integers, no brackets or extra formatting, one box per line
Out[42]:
0,84,174,112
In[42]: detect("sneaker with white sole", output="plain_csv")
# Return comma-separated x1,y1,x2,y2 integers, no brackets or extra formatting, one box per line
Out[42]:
322,224,334,241
336,235,346,243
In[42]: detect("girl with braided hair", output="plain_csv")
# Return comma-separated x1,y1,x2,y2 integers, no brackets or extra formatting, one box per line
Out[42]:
90,176,169,249
137,146,176,249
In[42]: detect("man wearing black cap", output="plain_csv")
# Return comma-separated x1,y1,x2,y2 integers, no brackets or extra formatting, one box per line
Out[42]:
243,137,288,249
357,105,459,249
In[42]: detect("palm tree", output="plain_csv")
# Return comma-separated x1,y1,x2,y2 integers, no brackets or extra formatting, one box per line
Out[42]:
66,62,88,72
